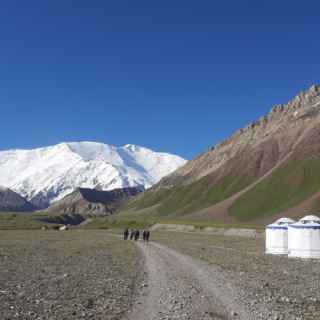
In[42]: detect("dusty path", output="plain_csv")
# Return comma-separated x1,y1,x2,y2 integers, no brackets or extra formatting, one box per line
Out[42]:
124,241,251,320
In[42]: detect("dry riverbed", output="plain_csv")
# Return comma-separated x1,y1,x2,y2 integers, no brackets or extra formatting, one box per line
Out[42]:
0,230,143,320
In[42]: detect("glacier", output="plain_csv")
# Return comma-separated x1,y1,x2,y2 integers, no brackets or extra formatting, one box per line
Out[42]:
0,141,186,208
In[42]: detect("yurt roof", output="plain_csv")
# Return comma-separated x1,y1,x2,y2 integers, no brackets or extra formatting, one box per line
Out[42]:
275,217,296,224
267,217,295,229
289,215,320,229
300,215,320,223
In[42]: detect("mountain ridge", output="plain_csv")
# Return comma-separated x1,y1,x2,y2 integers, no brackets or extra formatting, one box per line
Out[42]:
160,84,320,186
125,84,320,223
47,186,143,216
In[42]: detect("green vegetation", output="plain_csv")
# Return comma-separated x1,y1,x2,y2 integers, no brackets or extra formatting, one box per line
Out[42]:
230,158,320,221
0,211,263,231
0,212,46,229
80,216,154,230
130,188,172,210
158,172,252,215
83,215,263,230
311,196,320,212
130,171,254,217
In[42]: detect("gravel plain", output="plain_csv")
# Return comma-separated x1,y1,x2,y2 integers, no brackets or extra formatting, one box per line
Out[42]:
1,229,319,320
0,230,143,320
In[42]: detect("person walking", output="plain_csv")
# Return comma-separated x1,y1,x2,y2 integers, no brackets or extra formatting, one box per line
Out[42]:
130,229,135,240
134,229,140,241
123,228,129,240
142,230,150,243
145,230,150,243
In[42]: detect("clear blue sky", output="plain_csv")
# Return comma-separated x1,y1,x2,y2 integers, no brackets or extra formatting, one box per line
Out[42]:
1,0,319,159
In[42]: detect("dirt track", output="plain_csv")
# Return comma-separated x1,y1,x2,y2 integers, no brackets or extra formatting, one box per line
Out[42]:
125,241,251,320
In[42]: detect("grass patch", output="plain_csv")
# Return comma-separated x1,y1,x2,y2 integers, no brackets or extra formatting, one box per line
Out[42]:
128,171,254,217
84,215,263,231
230,158,320,221
0,212,46,229
129,187,172,210
157,172,253,215
81,216,154,230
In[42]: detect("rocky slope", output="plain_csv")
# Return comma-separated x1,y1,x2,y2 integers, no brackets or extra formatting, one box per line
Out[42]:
48,186,143,216
0,187,36,212
127,84,320,223
0,142,186,208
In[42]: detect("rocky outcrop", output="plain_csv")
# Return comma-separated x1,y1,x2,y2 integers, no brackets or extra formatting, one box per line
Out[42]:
0,187,37,212
48,186,144,216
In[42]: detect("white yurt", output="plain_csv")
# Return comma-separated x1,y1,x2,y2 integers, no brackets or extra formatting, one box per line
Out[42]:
265,217,295,255
288,215,320,259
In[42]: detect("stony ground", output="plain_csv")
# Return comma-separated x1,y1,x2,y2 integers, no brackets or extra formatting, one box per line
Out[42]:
0,230,143,320
153,231,320,320
1,229,319,320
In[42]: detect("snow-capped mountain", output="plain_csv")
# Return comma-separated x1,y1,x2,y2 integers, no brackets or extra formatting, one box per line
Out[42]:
0,142,187,208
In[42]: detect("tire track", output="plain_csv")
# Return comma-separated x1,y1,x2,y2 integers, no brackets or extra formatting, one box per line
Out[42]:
124,241,252,320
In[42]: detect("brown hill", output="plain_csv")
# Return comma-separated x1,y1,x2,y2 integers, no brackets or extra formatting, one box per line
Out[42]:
48,186,143,216
0,187,37,212
125,85,320,224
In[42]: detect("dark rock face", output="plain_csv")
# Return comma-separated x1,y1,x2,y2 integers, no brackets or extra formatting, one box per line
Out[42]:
0,187,37,212
47,186,144,216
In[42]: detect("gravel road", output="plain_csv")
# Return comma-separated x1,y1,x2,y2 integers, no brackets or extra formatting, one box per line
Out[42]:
125,241,251,320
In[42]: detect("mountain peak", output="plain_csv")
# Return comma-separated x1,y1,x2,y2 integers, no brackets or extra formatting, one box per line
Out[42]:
0,142,186,208
123,144,142,152
305,84,320,96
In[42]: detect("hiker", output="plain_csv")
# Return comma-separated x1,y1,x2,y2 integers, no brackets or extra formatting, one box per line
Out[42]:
134,229,140,241
142,230,149,243
123,228,129,240
130,229,135,240
145,230,150,243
